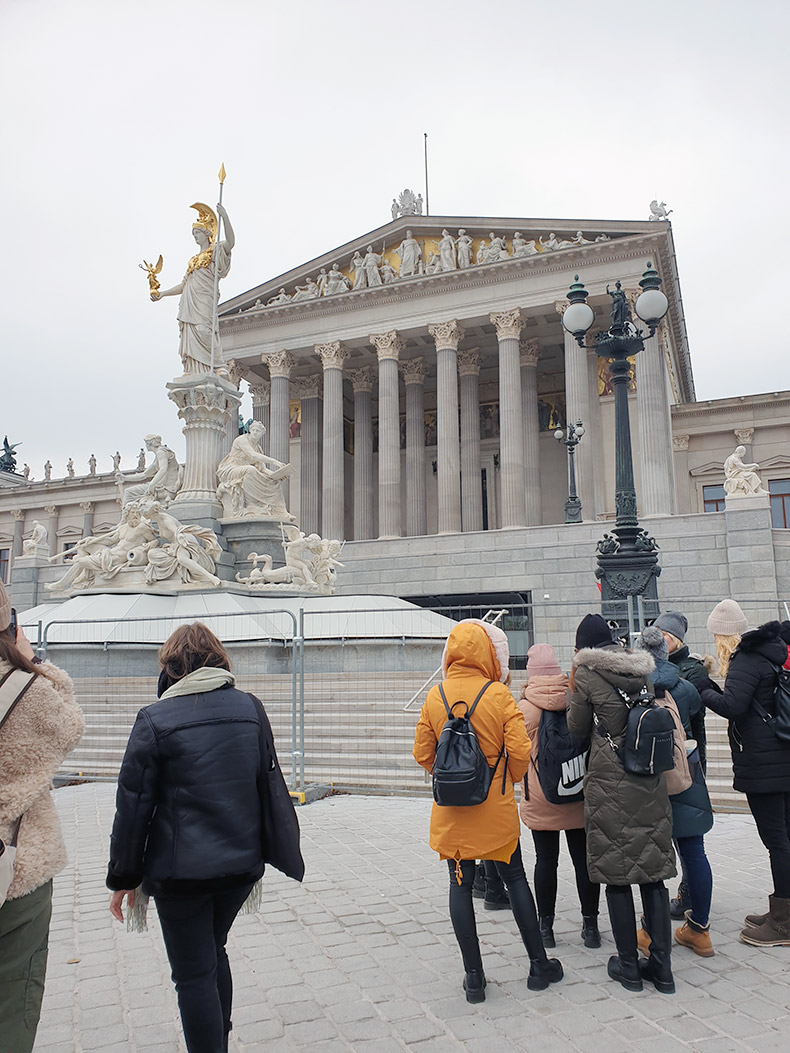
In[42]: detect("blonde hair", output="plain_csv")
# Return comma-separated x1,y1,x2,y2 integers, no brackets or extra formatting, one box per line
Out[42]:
714,634,741,679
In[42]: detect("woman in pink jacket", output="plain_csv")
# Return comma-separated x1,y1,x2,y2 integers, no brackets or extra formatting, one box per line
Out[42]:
518,643,600,948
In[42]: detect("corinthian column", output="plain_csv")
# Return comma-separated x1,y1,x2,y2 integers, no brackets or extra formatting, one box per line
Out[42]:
80,502,95,537
249,381,271,452
556,301,596,519
265,350,294,474
428,320,464,534
520,338,542,526
400,357,427,536
316,341,348,539
293,375,322,535
11,510,24,558
349,368,374,539
457,348,482,532
636,330,676,515
491,309,526,527
371,331,403,538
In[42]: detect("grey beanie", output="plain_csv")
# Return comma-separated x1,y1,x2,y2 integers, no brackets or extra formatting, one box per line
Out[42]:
638,625,669,663
707,599,748,637
653,611,688,643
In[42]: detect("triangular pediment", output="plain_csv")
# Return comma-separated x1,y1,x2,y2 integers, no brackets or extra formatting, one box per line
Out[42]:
219,214,668,318
689,462,726,478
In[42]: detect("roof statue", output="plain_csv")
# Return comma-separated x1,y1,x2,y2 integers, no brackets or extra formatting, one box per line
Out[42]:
649,200,673,221
391,188,424,219
1,436,20,473
724,446,768,498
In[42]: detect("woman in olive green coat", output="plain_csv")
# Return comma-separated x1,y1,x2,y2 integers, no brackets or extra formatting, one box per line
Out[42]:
567,614,676,995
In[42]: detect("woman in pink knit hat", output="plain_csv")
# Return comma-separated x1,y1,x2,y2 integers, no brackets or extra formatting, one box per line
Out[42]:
518,643,600,949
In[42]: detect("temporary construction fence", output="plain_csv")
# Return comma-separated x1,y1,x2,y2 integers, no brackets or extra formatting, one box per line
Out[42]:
21,593,790,809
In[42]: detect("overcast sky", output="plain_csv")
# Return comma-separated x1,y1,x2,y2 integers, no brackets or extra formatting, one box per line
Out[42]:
3,0,788,478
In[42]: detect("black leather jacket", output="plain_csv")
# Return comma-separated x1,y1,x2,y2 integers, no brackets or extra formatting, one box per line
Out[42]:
107,685,267,895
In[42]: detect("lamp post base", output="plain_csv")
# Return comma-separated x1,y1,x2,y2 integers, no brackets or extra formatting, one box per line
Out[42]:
564,497,583,524
596,525,661,632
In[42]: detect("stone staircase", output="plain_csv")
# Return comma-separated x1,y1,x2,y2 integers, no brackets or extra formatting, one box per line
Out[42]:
62,674,745,811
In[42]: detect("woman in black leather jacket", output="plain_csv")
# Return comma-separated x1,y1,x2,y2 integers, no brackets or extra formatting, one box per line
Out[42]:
700,616,790,949
107,623,282,1053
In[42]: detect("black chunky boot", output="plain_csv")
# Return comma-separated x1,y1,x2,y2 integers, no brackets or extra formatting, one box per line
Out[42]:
507,881,563,990
484,886,511,911
463,969,486,1003
539,915,556,947
639,884,675,994
581,914,601,948
670,879,690,920
605,886,643,992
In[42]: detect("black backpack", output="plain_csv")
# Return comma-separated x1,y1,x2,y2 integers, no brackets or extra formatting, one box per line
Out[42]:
595,686,676,777
531,709,590,804
432,681,505,807
753,663,790,744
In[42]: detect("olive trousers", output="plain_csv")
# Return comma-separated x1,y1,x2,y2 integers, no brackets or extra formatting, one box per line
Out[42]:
0,880,53,1053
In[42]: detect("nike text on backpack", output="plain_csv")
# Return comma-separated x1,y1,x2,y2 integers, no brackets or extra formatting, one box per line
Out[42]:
529,708,590,805
594,686,676,776
752,663,790,744
432,681,506,807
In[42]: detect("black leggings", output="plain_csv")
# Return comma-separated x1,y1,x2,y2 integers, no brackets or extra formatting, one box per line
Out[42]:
531,828,600,918
746,792,790,899
447,841,545,973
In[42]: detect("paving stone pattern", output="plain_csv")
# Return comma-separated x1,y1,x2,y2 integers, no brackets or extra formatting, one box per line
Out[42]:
37,784,789,1052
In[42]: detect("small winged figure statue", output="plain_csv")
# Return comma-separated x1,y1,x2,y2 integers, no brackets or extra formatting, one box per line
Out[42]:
139,254,164,295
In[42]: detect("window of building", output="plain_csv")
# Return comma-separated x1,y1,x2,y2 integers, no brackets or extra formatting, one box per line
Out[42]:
62,541,78,560
703,484,726,513
403,591,533,669
770,478,790,529
0,548,8,584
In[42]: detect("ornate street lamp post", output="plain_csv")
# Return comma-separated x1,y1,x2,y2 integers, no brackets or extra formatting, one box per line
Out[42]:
561,263,670,629
554,419,585,524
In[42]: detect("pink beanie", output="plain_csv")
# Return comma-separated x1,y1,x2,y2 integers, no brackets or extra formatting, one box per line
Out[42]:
527,643,562,677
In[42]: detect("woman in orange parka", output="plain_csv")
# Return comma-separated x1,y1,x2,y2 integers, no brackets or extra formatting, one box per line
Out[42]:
414,620,563,1003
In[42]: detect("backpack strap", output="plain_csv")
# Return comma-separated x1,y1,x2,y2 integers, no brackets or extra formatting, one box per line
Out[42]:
751,661,785,723
438,683,454,718
0,669,36,732
467,680,494,718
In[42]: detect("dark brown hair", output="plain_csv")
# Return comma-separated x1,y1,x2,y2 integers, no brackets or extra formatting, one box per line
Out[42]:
0,626,45,678
158,622,231,683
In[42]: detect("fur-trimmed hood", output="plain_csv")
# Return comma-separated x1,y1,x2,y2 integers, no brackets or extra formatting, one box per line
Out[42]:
441,619,510,683
736,621,787,664
573,645,656,678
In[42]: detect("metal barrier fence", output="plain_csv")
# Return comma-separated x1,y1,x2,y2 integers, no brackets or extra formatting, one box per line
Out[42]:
21,594,790,804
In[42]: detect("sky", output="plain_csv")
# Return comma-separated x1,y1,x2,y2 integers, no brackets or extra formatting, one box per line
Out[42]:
2,0,788,478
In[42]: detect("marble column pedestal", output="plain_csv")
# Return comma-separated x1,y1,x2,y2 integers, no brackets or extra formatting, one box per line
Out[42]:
167,372,241,526
219,518,289,580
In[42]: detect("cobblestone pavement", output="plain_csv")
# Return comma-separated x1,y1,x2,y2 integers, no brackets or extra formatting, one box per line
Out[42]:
35,783,789,1053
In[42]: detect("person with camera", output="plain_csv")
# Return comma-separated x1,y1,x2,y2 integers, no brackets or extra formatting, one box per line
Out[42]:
0,581,84,1052
567,614,676,994
413,619,563,1003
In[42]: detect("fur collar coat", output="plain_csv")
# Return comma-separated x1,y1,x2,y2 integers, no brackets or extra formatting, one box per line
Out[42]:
0,660,84,899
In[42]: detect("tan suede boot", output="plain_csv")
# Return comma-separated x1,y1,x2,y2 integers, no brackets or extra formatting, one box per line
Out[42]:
637,924,651,957
740,896,790,947
674,911,714,957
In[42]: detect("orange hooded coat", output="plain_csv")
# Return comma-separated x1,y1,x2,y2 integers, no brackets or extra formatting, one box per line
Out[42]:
413,621,531,862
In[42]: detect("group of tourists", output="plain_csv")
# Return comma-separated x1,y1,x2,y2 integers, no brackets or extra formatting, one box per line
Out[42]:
413,605,790,1003
3,570,790,1051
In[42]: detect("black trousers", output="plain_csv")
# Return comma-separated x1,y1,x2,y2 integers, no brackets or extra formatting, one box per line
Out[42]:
155,882,253,1053
530,828,600,918
447,840,544,973
746,791,790,898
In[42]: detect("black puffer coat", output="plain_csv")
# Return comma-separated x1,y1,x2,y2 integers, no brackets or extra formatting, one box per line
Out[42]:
568,646,675,886
107,685,267,895
700,621,790,795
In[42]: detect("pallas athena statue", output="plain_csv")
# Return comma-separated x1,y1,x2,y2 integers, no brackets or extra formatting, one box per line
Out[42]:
151,202,234,375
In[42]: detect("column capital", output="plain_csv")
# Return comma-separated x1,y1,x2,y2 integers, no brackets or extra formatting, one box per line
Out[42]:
11,509,24,521
490,308,524,340
734,427,754,445
79,501,95,513
44,504,58,516
349,367,375,393
316,341,349,370
264,350,295,379
554,298,569,316
672,434,690,452
457,347,481,377
370,331,404,362
399,357,427,385
624,287,640,310
519,338,541,368
248,380,271,405
291,375,322,399
428,320,465,351
225,358,247,388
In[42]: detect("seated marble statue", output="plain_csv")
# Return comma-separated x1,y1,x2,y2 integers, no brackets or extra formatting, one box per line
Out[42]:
119,434,181,506
216,420,295,520
22,520,49,556
724,446,768,497
46,503,157,592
